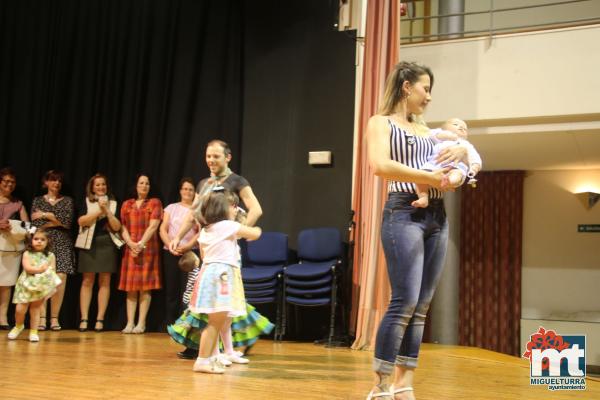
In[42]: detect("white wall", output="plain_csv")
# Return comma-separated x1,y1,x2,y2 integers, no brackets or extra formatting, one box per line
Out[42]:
399,24,600,123
522,169,600,318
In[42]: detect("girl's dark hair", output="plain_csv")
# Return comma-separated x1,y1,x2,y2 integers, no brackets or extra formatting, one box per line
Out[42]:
127,173,156,200
200,190,238,225
42,170,64,186
179,177,195,190
379,61,434,115
0,167,16,181
26,228,52,255
85,173,115,202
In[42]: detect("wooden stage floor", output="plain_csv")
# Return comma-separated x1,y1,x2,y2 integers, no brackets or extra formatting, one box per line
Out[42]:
2,331,599,399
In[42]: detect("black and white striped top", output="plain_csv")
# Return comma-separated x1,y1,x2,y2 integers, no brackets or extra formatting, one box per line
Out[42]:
388,119,443,199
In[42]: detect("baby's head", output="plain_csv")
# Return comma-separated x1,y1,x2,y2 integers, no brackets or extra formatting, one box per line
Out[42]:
178,251,200,272
441,118,468,139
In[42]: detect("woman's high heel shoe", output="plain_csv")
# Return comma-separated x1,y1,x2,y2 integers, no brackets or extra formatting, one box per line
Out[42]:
38,316,47,331
50,316,62,331
94,320,104,332
78,319,88,332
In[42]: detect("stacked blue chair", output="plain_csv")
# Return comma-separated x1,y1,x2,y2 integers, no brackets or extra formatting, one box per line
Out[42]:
241,231,288,340
281,227,342,345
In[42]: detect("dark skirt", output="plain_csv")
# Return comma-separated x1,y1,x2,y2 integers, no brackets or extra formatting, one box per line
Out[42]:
78,234,119,273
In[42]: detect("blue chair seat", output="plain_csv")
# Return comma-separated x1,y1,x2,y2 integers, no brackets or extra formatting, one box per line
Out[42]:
247,296,277,304
284,261,336,279
242,265,284,282
285,275,332,288
245,288,277,298
286,295,331,306
286,285,332,297
244,278,278,290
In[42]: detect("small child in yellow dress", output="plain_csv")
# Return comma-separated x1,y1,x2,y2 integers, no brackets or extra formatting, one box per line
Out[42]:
8,228,62,342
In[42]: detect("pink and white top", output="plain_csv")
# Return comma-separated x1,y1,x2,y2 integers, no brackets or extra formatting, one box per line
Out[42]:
199,220,241,268
163,202,198,249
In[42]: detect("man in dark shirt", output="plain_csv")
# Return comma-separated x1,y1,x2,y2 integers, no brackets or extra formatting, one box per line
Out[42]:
169,139,262,360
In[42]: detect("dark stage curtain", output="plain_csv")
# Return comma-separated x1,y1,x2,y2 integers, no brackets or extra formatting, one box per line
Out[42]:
459,171,525,356
0,0,243,331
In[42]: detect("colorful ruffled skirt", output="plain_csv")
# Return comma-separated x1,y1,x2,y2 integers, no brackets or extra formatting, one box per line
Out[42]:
168,303,275,349
189,262,246,317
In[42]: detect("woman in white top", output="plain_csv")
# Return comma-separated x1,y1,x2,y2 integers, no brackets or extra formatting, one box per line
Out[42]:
0,167,29,329
77,174,122,332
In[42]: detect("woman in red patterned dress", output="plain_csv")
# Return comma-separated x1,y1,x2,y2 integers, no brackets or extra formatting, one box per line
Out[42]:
118,174,163,333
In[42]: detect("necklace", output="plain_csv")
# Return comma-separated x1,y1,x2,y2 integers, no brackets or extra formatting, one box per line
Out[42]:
45,194,60,205
209,167,232,185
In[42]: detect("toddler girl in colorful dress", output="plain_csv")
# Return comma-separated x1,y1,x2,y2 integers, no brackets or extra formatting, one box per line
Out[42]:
8,229,62,342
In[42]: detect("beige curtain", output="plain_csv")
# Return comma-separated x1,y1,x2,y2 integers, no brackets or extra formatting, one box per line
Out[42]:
350,0,401,351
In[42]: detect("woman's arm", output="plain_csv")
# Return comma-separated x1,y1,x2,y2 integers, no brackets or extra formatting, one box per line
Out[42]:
121,225,139,256
34,212,61,228
178,229,199,253
19,205,29,222
136,219,161,250
41,198,74,229
104,204,121,232
159,211,172,247
237,225,262,241
366,115,447,187
169,211,194,252
78,205,103,227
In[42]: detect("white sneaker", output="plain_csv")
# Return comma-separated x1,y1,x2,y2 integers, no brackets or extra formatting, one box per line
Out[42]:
193,357,226,374
7,326,24,340
29,333,40,342
225,352,249,364
216,353,233,367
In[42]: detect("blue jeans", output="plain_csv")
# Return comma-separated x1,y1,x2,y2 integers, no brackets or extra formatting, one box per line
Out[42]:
373,192,449,375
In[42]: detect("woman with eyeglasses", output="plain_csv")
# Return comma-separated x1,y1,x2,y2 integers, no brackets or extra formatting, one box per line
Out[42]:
0,168,30,330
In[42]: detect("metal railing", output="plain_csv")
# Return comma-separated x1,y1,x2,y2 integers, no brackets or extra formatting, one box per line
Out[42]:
401,0,600,44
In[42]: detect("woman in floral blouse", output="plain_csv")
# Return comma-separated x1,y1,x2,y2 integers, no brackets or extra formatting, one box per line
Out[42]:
31,170,75,331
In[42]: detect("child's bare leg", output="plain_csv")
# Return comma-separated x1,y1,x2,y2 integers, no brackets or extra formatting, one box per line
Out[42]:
447,169,465,188
29,300,43,331
28,300,44,341
199,312,229,358
220,323,235,354
195,312,229,373
411,183,430,208
14,303,28,326
220,320,248,363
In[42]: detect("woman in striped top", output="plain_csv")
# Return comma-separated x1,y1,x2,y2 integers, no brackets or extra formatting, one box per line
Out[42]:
365,62,467,400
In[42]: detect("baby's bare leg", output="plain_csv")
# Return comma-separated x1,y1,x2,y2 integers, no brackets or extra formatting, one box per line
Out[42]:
411,183,430,208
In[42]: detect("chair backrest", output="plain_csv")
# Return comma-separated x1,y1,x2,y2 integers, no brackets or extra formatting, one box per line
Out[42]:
297,228,341,262
245,231,288,266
